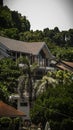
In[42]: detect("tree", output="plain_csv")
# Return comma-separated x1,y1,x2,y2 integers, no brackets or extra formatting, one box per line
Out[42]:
55,70,73,85
0,0,3,6
31,84,73,129
0,6,12,28
34,75,57,97
11,11,30,32
0,6,30,34
20,16,30,32
31,70,73,129
60,118,73,130
11,11,22,31
17,56,37,107
4,28,19,39
43,28,49,37
54,27,60,33
19,31,33,41
0,117,12,129
67,29,73,46
0,58,20,93
0,83,9,103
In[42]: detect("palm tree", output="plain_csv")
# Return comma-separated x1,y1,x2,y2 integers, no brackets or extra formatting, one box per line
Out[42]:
17,56,38,107
34,75,57,97
17,56,57,106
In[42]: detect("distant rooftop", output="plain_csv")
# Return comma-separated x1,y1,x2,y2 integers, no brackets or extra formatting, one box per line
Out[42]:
56,61,73,72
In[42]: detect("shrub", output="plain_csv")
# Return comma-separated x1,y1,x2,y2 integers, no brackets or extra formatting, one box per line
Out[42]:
0,117,12,130
60,118,73,130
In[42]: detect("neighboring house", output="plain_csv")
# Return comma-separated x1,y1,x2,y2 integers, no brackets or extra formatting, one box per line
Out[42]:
55,60,73,72
0,101,26,117
0,36,54,67
9,92,30,120
0,101,26,129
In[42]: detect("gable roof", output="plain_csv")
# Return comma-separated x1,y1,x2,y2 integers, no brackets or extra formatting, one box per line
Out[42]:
0,101,26,117
0,36,45,55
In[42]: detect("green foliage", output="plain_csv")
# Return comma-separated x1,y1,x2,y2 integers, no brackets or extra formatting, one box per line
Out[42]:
18,29,73,61
4,28,19,39
0,117,12,129
30,71,73,129
0,83,9,102
14,117,21,130
34,75,57,97
0,117,21,130
0,58,20,93
60,118,73,130
49,120,60,130
50,46,73,61
31,85,73,129
19,31,33,41
0,6,12,28
0,6,73,61
0,6,30,34
14,117,20,124
55,70,73,85
17,56,29,66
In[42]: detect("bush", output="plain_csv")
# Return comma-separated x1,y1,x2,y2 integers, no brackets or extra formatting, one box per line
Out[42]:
0,117,12,130
49,120,60,130
60,118,73,130
14,117,21,130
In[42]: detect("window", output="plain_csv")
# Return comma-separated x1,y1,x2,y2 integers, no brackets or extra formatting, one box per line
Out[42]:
20,102,28,106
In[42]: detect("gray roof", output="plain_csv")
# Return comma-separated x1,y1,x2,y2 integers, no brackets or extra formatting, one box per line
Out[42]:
0,36,45,55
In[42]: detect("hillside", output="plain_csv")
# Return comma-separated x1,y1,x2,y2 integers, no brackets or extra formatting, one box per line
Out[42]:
0,5,73,61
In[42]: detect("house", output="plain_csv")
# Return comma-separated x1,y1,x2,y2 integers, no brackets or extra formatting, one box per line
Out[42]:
9,92,30,120
55,60,73,72
0,101,26,117
0,36,54,67
0,101,26,129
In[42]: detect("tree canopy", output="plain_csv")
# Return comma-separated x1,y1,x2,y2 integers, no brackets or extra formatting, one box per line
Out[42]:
0,6,30,34
0,58,20,94
0,6,73,61
30,71,73,130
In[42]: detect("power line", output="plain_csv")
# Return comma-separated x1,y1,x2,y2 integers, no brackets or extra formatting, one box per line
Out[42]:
37,105,73,119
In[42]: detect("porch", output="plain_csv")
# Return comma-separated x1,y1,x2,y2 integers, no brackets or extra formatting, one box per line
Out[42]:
9,51,51,68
